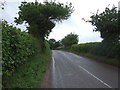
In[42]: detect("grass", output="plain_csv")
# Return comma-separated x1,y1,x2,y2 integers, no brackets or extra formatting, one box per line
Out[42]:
3,49,51,88
58,48,119,67
71,51,119,67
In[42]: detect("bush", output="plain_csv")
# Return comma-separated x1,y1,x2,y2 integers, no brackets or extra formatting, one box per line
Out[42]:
91,43,120,58
2,41,51,88
71,42,100,53
2,22,41,75
71,42,120,59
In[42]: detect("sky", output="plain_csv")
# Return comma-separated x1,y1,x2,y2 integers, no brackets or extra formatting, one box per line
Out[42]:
1,0,119,43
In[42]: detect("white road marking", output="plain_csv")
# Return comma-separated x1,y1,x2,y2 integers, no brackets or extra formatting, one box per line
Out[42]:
52,57,57,88
52,57,55,73
78,65,113,88
52,56,64,88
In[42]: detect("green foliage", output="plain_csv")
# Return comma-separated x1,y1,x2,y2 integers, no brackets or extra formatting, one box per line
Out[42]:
15,1,74,40
91,43,120,58
71,42,100,53
71,42,120,59
48,39,61,49
2,21,41,75
81,6,120,61
53,41,61,49
48,39,56,49
3,42,51,88
86,6,120,43
61,33,79,47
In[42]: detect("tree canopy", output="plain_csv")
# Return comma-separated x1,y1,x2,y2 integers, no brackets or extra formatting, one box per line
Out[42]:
61,33,79,47
85,6,120,43
48,39,61,49
15,1,74,40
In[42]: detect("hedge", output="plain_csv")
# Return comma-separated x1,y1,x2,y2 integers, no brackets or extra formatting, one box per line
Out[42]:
71,42,120,59
2,22,41,75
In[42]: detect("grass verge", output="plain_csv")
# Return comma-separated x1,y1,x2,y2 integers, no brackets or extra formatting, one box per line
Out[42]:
58,48,119,67
3,49,51,88
71,51,119,67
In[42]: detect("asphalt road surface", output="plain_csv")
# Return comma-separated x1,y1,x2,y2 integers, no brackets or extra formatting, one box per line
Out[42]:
51,50,119,88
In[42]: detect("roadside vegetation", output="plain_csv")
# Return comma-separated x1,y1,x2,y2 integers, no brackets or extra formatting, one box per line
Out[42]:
2,1,119,88
54,6,120,67
2,21,51,88
48,39,61,50
57,42,119,66
2,1,73,88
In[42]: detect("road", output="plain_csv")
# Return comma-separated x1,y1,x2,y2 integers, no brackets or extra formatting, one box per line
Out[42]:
51,50,119,88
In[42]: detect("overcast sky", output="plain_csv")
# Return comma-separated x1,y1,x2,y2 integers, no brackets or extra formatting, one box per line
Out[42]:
1,0,119,43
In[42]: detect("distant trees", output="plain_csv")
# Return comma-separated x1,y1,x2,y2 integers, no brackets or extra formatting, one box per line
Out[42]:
48,39,56,49
48,33,79,49
48,39,61,49
53,41,61,49
85,6,120,44
15,1,74,41
61,33,79,47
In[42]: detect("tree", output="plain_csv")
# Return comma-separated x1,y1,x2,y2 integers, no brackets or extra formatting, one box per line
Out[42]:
84,6,120,44
53,40,61,49
83,6,120,59
48,38,56,49
15,1,74,41
48,39,61,49
61,33,79,47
